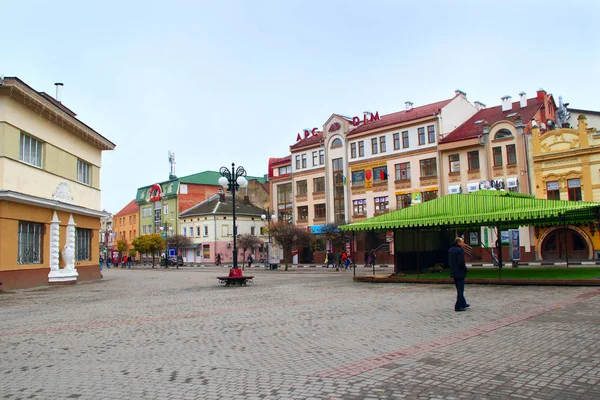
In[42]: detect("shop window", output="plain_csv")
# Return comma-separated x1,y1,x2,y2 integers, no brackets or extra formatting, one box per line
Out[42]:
17,221,43,264
75,228,91,261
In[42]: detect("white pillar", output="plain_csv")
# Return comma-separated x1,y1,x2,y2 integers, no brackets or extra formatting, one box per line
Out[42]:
49,213,78,282
48,212,61,279
63,214,77,272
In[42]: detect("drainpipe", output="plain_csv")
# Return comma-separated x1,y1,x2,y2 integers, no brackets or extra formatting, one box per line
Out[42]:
214,213,218,264
436,112,445,195
516,118,532,195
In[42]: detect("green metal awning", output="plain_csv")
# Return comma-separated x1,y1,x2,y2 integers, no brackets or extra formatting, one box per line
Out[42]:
341,191,600,231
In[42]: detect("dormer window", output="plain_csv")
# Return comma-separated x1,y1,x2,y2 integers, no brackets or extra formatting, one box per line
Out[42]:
494,129,513,140
474,119,485,125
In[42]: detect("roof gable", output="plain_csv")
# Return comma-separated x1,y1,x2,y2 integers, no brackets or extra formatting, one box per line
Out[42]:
115,199,138,216
179,194,264,218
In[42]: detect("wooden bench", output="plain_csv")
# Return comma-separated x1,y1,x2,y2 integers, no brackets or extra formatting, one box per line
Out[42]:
217,276,254,286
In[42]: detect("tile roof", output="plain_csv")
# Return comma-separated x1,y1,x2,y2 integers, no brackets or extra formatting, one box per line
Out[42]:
114,199,138,216
439,98,543,144
179,194,265,218
348,98,455,136
179,170,266,185
290,131,323,150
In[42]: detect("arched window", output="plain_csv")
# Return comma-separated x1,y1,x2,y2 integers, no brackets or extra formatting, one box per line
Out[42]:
494,129,513,140
330,138,342,148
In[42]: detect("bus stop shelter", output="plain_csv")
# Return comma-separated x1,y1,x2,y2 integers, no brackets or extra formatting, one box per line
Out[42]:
340,191,600,274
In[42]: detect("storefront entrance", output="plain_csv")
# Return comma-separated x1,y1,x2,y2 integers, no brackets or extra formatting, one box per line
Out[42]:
541,228,590,260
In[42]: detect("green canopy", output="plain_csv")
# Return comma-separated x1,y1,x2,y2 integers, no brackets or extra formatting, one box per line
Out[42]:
341,191,600,231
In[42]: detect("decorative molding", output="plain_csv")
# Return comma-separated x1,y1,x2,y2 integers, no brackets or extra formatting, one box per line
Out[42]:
52,182,74,203
0,190,107,218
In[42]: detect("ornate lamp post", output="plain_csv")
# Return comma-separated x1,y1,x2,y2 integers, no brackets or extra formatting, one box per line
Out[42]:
261,207,276,269
218,163,248,268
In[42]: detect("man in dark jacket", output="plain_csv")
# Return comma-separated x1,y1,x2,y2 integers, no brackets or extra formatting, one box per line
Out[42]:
448,237,470,312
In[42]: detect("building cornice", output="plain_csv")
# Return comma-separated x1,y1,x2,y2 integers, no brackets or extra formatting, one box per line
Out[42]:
0,78,115,151
0,190,108,218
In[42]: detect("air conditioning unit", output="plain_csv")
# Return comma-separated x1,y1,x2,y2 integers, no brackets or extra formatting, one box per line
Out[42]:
448,185,461,194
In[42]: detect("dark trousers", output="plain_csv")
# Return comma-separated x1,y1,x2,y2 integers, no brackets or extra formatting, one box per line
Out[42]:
453,277,467,310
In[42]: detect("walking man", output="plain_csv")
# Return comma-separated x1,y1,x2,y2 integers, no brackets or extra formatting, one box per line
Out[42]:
448,237,469,312
99,256,104,271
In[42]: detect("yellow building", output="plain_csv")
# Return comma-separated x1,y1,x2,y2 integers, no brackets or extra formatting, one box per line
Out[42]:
532,114,599,260
0,77,115,290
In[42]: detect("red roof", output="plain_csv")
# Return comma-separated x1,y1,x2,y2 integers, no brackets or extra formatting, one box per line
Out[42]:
115,199,138,216
290,131,323,150
268,155,291,179
348,98,455,136
439,98,544,144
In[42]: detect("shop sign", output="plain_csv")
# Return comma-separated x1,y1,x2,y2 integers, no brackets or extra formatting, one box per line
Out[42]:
149,183,163,202
351,111,380,126
296,127,319,142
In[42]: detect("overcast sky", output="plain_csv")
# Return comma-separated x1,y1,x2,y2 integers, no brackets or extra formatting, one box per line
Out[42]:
3,0,598,214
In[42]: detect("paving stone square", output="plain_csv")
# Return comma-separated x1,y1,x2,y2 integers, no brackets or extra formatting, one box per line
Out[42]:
1,267,600,399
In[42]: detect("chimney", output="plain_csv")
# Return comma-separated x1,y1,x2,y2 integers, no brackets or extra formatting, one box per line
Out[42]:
536,88,546,102
455,89,467,98
501,95,512,112
219,193,226,203
474,101,486,111
405,101,413,111
54,82,64,102
243,196,250,205
519,92,527,108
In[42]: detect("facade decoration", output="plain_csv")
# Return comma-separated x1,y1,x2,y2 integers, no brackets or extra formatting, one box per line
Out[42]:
52,182,74,203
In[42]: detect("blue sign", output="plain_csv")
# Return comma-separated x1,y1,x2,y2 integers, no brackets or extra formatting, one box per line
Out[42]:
310,225,338,234
168,248,176,257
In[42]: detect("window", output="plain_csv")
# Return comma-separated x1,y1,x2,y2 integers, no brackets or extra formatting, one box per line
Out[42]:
277,183,293,222
314,203,326,219
353,199,367,216
133,215,136,224
495,129,513,140
467,151,480,170
568,179,582,201
279,165,291,175
331,138,342,148
203,244,210,259
197,226,201,236
183,227,187,236
75,228,91,261
393,133,400,150
18,221,43,264
449,154,460,173
77,159,91,185
422,190,438,202
420,158,437,177
319,150,325,165
297,206,308,221
164,204,169,215
296,180,307,196
313,177,325,193
402,131,409,148
143,225,147,234
379,136,386,153
129,216,132,225
358,141,364,157
427,125,436,143
332,158,345,224
396,194,411,210
371,138,378,155
295,155,301,169
418,127,425,145
351,143,357,158
493,147,503,167
352,170,365,187
129,230,131,240
373,166,388,182
374,196,389,214
506,144,517,165
547,181,560,200
312,151,318,166
395,162,411,181
301,154,307,168
204,225,209,236
251,226,255,235
20,133,43,167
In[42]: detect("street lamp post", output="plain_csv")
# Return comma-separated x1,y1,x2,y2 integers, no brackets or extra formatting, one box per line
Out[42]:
218,163,248,268
261,208,276,269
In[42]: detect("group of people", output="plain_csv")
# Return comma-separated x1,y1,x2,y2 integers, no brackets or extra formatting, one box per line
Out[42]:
324,250,355,270
99,255,133,271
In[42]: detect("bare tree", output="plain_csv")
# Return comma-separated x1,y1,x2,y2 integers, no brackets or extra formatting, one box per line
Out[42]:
268,221,313,270
166,234,193,269
237,233,262,269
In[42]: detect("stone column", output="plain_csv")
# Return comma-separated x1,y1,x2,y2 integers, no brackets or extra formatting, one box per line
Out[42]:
62,214,77,272
48,212,61,280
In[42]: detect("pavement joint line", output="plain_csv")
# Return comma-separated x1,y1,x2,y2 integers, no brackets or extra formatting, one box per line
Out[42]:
0,285,417,337
312,287,600,379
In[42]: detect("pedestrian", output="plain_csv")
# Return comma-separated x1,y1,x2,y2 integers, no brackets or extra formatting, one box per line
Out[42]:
107,258,111,269
122,255,127,268
342,250,350,270
364,251,370,267
247,254,253,269
326,250,334,268
215,253,221,266
99,256,104,271
448,237,470,312
127,255,133,269
337,251,343,271
370,250,377,268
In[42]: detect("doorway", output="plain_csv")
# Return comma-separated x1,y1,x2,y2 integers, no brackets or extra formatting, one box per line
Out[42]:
541,228,589,260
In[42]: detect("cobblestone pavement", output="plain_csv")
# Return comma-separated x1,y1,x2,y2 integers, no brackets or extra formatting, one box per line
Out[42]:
1,267,599,399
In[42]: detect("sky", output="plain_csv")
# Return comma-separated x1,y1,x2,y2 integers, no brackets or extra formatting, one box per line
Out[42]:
2,0,599,214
